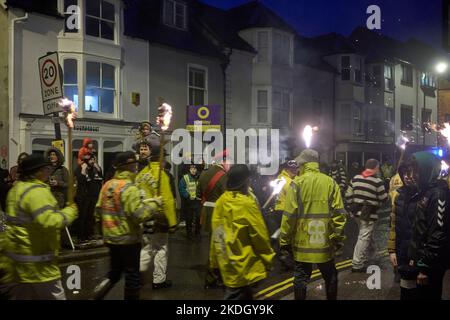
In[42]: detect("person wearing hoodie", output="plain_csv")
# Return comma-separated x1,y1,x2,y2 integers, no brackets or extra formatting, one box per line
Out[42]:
407,152,450,300
346,159,388,272
210,164,275,300
77,138,95,166
387,160,421,299
74,153,103,243
45,147,69,209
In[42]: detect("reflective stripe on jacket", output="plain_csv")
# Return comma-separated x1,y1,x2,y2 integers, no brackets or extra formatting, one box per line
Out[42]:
96,171,157,244
210,191,275,288
5,179,78,283
280,162,347,264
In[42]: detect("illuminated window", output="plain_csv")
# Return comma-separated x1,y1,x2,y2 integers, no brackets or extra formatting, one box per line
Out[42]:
63,59,79,111
85,62,115,114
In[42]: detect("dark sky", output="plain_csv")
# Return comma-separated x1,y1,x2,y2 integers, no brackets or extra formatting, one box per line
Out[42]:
201,0,443,49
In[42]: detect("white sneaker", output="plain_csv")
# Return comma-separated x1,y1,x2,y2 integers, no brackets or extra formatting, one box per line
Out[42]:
179,221,186,227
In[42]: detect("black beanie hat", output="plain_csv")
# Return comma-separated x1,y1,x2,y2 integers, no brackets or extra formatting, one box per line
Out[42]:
227,164,250,190
114,151,137,168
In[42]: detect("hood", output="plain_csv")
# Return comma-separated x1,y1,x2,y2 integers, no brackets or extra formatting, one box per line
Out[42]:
412,151,441,190
44,147,65,167
362,169,377,178
302,162,320,173
82,138,93,148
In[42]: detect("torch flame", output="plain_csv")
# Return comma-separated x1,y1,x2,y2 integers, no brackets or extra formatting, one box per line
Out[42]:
270,177,286,196
157,103,173,131
59,98,77,129
396,134,409,150
440,123,450,146
303,125,318,148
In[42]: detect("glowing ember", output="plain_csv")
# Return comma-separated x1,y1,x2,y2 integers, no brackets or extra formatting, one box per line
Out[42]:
157,102,173,131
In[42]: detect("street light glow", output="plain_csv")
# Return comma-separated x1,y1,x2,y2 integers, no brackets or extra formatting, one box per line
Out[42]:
436,62,448,74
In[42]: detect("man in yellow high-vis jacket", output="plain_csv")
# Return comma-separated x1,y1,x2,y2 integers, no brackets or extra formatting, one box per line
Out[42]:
3,154,78,300
280,149,347,300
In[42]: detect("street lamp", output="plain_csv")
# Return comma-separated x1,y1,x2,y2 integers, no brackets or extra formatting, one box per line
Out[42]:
436,62,448,74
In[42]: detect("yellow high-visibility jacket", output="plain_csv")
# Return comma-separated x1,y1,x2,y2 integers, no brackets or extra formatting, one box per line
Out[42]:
135,161,177,228
210,191,275,288
280,162,347,264
4,179,78,283
274,170,294,212
96,170,159,245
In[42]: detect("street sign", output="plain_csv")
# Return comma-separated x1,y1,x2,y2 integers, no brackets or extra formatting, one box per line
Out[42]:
38,52,64,115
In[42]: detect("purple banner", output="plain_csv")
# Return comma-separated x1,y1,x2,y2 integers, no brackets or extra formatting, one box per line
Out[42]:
186,105,221,131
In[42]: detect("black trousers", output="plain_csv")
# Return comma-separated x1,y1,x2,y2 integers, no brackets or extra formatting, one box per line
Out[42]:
416,268,447,300
185,203,201,236
107,243,142,299
75,196,97,240
294,260,338,300
224,285,254,300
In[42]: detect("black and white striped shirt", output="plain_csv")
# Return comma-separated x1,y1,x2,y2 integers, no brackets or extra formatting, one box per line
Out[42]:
346,174,388,208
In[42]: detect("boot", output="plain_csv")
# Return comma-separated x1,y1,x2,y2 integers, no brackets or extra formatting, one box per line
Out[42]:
124,287,140,300
93,278,114,300
325,281,338,300
294,286,307,300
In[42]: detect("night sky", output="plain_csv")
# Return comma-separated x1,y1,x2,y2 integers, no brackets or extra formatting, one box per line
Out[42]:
202,0,443,49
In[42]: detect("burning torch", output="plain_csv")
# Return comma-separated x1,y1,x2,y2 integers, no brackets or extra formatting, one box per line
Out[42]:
156,101,173,196
303,125,319,149
396,133,409,170
262,177,287,210
60,98,77,251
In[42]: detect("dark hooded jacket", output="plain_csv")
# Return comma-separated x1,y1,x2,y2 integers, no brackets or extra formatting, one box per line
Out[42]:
408,152,450,274
44,147,69,209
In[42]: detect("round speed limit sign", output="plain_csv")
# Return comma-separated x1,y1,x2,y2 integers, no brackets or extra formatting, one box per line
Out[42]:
41,59,58,87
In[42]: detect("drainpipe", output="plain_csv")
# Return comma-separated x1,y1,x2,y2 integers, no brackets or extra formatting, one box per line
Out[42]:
221,47,232,160
9,9,28,166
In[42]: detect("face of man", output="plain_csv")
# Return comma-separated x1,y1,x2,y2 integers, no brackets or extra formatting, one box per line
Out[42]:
139,145,151,159
49,151,58,165
142,125,150,136
88,157,95,167
88,143,94,150
189,166,197,176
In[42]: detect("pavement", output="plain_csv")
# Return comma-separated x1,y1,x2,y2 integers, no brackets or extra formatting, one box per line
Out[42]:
57,209,450,300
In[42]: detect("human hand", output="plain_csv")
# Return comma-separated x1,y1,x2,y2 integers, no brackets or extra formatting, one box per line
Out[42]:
417,272,428,286
389,253,398,267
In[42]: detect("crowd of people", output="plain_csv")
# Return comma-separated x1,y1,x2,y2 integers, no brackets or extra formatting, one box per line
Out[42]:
1,121,449,300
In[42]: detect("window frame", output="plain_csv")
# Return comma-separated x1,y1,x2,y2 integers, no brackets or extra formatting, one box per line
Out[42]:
84,60,117,116
257,31,270,64
163,0,188,31
352,104,363,135
341,55,351,81
84,0,117,42
401,64,413,87
62,58,79,111
187,64,208,106
384,107,394,136
401,105,414,131
384,65,394,91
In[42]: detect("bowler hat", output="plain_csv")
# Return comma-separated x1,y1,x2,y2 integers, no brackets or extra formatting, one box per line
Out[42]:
18,154,50,174
114,151,137,168
227,164,250,190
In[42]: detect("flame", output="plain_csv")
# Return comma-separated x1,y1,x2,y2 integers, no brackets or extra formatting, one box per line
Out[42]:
157,103,173,131
302,125,318,148
59,98,77,128
440,123,450,145
396,134,409,150
269,177,286,196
